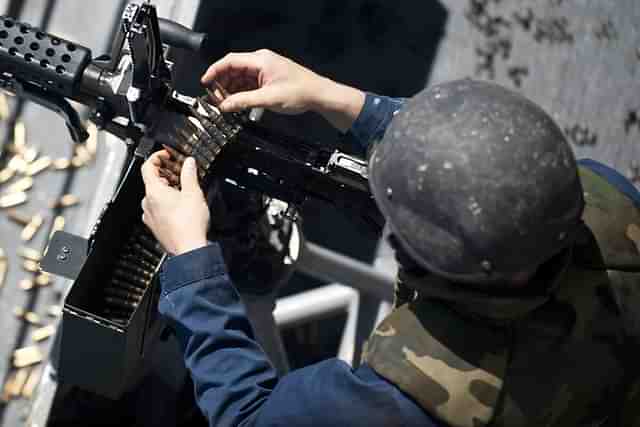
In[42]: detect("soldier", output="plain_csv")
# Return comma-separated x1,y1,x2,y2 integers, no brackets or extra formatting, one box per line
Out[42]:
141,49,640,426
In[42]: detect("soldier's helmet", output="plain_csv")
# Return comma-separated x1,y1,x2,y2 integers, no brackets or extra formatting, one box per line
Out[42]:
368,80,584,285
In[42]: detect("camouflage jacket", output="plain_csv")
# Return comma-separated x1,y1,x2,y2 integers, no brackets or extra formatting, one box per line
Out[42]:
363,165,640,426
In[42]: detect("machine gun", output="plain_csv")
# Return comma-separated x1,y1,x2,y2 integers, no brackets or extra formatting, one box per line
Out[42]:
0,3,383,398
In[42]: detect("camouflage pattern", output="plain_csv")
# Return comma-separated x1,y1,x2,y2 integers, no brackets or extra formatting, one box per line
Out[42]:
364,166,640,427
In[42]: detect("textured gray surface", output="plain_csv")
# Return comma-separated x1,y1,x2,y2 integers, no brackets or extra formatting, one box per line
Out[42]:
430,0,639,186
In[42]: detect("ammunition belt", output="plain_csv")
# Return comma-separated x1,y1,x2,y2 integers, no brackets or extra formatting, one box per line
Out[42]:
99,99,247,324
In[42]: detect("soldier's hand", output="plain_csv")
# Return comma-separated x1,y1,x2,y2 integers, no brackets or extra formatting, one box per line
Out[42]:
201,49,323,115
201,49,365,132
141,151,209,256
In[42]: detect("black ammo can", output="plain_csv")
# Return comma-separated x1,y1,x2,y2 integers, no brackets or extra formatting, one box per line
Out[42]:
52,157,166,399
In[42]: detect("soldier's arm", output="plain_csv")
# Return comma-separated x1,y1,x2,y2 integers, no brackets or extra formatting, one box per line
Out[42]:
157,243,442,426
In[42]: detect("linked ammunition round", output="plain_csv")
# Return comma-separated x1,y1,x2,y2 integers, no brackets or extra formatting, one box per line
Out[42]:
114,261,154,279
135,232,164,256
111,277,147,293
119,253,157,272
105,296,138,309
122,244,161,264
186,129,224,161
104,287,142,302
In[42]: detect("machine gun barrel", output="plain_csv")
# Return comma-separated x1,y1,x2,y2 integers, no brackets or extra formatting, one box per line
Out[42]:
0,16,92,100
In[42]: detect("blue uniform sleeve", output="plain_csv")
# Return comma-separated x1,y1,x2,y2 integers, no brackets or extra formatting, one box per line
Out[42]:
158,243,440,427
344,93,406,156
578,159,640,207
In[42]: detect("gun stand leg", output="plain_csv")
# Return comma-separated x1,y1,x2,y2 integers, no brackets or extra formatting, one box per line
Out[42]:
241,292,290,376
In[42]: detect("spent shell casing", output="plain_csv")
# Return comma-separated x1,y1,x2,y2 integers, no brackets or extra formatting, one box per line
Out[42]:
21,365,43,398
13,121,26,152
18,247,41,262
0,167,15,184
22,259,39,273
105,296,138,309
70,156,85,168
22,146,39,163
52,215,65,231
19,278,34,291
21,214,44,241
46,216,65,243
4,177,33,194
7,210,30,227
47,305,62,317
50,194,79,209
3,368,29,401
0,92,9,121
8,154,27,173
0,191,28,208
87,123,98,156
0,248,7,289
13,308,42,325
53,158,72,170
13,346,43,368
31,324,56,342
6,209,30,225
35,273,51,287
25,156,51,176
74,144,91,164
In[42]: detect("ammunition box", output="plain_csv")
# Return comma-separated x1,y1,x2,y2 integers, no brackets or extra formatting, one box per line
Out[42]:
49,157,165,399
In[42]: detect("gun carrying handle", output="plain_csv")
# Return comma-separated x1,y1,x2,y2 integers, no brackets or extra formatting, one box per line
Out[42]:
158,18,207,53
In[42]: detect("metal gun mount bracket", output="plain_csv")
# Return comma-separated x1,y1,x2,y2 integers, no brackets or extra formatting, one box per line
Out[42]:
41,231,89,281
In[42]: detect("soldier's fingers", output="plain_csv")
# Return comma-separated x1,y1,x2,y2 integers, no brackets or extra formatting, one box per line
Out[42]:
141,151,170,188
159,168,180,187
163,145,187,163
201,52,263,86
